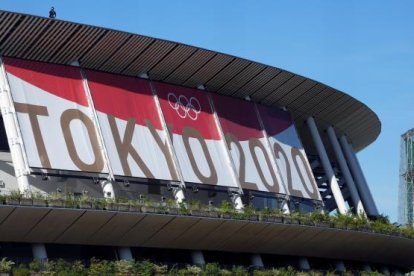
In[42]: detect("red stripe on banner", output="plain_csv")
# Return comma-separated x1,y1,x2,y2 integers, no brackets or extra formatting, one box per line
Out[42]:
155,82,221,140
257,105,293,136
211,94,263,141
85,70,163,130
3,57,88,107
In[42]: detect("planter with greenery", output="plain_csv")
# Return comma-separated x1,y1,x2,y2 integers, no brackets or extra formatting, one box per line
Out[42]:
283,211,300,225
188,200,210,217
140,197,158,213
47,192,65,208
78,193,93,209
5,190,20,205
31,192,47,207
218,200,233,219
310,210,331,228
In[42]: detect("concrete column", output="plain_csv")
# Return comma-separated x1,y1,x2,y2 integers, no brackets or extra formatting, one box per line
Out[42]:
251,254,264,268
117,247,133,261
307,117,347,214
32,244,47,260
298,257,310,271
327,126,365,215
0,58,30,194
335,260,346,272
191,250,205,266
340,136,379,216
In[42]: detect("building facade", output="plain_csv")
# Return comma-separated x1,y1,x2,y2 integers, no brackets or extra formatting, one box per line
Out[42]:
0,10,412,273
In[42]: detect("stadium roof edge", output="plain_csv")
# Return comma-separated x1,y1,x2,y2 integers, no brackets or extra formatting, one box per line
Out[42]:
0,9,381,152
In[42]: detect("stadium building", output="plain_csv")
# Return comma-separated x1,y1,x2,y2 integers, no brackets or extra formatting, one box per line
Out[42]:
0,9,412,273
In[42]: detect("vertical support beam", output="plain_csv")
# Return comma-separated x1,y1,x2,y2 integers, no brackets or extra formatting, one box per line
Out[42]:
340,136,379,216
79,64,115,199
251,254,264,268
298,257,311,271
307,117,347,214
117,247,134,261
32,243,47,260
207,90,244,210
149,80,186,204
327,126,365,215
0,57,31,194
335,260,346,273
253,103,290,214
191,250,205,266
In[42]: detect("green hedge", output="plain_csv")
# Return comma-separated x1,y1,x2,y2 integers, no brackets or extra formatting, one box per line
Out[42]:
1,191,413,239
0,258,387,275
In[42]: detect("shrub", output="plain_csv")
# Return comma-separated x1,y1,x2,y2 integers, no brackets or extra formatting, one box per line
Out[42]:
28,258,42,272
202,263,220,275
231,265,248,276
186,264,202,275
72,260,87,275
133,260,154,276
0,257,15,272
88,257,114,276
12,267,31,276
114,259,134,275
154,263,168,275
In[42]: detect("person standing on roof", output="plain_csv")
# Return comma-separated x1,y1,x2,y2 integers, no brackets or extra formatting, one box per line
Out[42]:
49,7,56,19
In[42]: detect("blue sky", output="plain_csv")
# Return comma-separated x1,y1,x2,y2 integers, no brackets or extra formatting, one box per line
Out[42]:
2,0,413,221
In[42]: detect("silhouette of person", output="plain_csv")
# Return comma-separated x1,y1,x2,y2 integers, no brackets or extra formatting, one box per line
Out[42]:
49,7,56,19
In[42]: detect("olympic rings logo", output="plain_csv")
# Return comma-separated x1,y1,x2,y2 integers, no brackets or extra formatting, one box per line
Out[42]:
167,93,201,120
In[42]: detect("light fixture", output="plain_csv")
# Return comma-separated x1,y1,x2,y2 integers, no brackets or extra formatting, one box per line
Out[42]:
41,173,49,181
123,179,130,187
197,84,206,90
192,185,199,193
93,177,100,185
167,183,172,191
244,95,251,101
139,72,149,79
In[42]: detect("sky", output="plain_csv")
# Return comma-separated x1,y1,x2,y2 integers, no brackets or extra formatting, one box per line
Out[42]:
2,0,413,222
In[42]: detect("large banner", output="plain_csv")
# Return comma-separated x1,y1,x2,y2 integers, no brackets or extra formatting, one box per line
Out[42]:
211,95,287,195
257,105,321,200
3,57,319,198
4,58,108,173
85,70,178,181
154,82,238,188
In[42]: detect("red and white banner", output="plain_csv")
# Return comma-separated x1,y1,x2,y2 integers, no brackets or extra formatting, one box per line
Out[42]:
211,94,287,194
85,70,178,181
155,83,238,187
4,58,108,173
3,57,319,198
258,105,321,200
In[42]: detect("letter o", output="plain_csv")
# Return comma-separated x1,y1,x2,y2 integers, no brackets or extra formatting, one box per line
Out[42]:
182,126,218,185
61,109,104,172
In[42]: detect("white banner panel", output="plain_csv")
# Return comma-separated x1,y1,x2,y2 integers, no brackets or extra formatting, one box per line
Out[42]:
258,105,321,200
4,58,108,173
211,94,287,195
154,82,237,188
85,70,179,181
